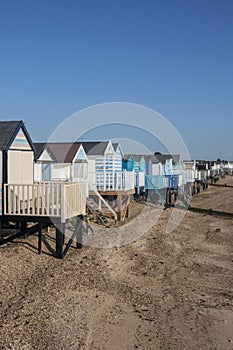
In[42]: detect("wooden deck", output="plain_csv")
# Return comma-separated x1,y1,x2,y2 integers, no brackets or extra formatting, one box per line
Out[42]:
4,182,87,223
95,189,135,196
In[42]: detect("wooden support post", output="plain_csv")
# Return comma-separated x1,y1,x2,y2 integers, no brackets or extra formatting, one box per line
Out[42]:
171,192,175,205
76,215,83,249
20,222,27,238
38,223,42,255
56,222,65,259
166,189,172,204
117,194,122,221
192,183,196,195
0,220,2,242
166,188,169,204
126,204,130,219
122,195,130,221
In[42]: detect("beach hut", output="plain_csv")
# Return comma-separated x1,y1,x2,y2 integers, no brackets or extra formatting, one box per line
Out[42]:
34,142,88,182
144,155,164,192
0,121,35,216
82,141,114,185
132,154,146,173
122,155,134,171
82,141,135,221
82,141,134,191
144,155,163,176
0,121,87,258
34,142,55,181
123,154,146,194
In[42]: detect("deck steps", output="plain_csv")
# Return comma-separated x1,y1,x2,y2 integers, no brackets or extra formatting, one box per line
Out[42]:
86,198,110,227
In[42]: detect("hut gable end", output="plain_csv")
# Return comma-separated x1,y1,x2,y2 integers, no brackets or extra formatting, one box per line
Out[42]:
9,127,31,151
0,121,34,152
104,141,114,156
73,145,88,163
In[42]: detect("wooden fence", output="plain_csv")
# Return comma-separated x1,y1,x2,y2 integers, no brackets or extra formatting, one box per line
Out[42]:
4,182,86,222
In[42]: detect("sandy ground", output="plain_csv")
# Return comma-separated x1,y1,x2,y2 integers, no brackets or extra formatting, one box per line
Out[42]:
0,177,233,350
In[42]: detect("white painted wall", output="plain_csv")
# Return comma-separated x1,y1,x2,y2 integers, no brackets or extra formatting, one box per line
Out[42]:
72,162,88,181
34,163,42,182
51,163,70,181
87,158,96,186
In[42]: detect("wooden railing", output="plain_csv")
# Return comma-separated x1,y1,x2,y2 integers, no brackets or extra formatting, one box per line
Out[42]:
4,182,86,222
89,171,135,191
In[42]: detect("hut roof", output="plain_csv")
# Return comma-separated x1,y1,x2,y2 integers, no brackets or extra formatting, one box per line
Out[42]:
124,154,146,162
0,120,34,151
34,142,83,163
82,141,109,156
112,143,119,152
153,154,181,165
123,154,134,161
34,142,47,160
143,154,159,164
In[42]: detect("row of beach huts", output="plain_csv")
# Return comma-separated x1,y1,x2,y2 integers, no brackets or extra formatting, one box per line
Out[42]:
0,121,232,257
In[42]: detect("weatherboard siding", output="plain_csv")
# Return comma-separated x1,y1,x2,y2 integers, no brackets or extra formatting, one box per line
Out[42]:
114,146,122,172
9,128,31,150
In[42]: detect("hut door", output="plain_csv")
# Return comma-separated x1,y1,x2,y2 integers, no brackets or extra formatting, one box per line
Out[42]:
42,163,51,181
8,150,33,184
8,150,21,184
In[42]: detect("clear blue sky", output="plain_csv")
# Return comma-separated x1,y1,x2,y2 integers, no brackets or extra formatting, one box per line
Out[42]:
0,0,233,159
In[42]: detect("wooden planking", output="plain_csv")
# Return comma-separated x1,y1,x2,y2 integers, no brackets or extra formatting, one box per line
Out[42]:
97,189,135,196
4,182,86,222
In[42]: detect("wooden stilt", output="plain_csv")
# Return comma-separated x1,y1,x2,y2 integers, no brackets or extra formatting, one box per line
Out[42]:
38,223,42,255
76,215,83,249
0,220,2,241
20,222,27,238
166,188,169,204
117,194,122,221
167,189,171,204
56,222,65,259
126,204,130,219
122,195,130,221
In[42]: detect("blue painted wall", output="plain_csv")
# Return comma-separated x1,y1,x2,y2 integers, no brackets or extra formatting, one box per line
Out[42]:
122,156,134,171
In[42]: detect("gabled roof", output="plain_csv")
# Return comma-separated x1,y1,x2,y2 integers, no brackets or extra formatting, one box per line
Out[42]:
143,154,159,164
34,142,48,160
34,142,84,163
150,155,160,164
82,141,110,156
123,154,135,161
126,154,145,163
0,120,34,151
153,154,181,165
112,142,124,156
112,143,119,152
